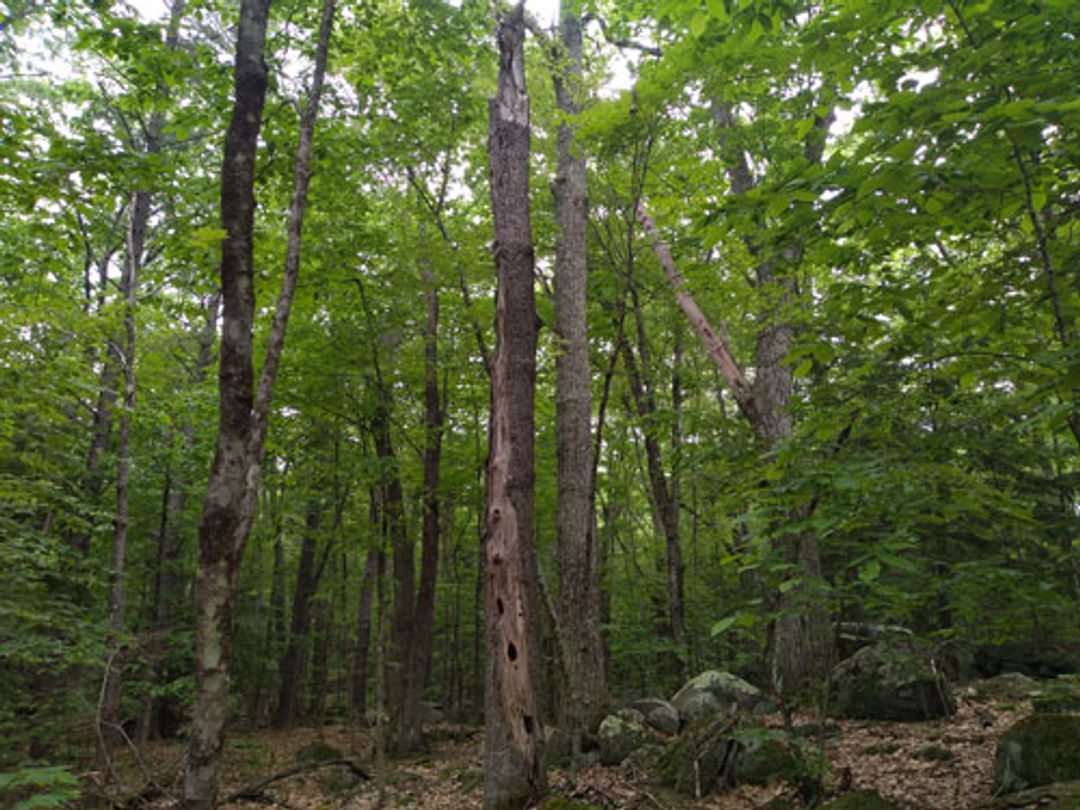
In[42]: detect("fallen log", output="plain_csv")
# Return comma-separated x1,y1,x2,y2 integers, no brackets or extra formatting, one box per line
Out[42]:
221,758,370,805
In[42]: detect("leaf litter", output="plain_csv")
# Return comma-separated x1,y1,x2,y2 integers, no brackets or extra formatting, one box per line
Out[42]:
116,688,1032,810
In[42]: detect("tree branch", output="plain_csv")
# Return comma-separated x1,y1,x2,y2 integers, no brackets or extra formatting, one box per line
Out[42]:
221,759,370,805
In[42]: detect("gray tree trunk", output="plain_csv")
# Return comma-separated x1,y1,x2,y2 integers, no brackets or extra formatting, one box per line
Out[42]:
182,0,335,803
550,0,606,756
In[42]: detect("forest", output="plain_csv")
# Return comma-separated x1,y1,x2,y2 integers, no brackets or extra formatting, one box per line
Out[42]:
1,0,1078,808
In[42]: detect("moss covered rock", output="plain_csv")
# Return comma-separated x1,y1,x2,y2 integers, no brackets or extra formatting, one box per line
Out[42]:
655,709,740,796
976,780,1080,809
993,715,1080,795
729,732,800,785
671,670,773,723
597,712,649,766
828,639,955,721
1030,677,1080,714
973,673,1039,703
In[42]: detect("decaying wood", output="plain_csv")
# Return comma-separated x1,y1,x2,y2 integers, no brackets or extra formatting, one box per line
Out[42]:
221,759,370,805
484,5,545,808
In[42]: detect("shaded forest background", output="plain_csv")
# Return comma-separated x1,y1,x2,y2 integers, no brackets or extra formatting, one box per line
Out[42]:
1,0,1078,802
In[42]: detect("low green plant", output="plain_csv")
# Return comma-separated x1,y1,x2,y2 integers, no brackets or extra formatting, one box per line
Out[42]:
0,765,80,810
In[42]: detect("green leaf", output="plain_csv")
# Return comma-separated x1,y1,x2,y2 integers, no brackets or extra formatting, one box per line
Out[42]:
690,11,708,37
710,615,738,636
859,559,881,583
879,552,916,572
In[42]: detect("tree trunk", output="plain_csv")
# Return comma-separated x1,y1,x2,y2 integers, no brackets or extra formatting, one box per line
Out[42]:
351,546,380,724
99,182,149,757
407,257,443,740
183,0,335,802
372,400,418,754
275,504,323,728
308,595,331,723
144,294,218,741
620,291,687,677
484,7,545,807
636,108,837,694
550,0,606,756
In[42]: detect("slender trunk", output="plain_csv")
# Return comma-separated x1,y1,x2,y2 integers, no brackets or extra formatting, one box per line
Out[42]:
145,294,218,740
406,258,443,741
374,403,418,754
275,505,322,728
484,7,544,806
184,0,335,802
70,235,122,559
100,183,149,755
637,129,835,693
550,0,605,753
351,546,380,724
620,317,686,674
308,596,331,723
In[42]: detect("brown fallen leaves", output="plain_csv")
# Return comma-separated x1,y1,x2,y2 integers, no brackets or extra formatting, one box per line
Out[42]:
110,689,1031,810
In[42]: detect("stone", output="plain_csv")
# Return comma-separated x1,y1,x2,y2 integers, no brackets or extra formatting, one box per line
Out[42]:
597,712,650,766
655,709,740,796
972,672,1039,703
975,780,1080,809
993,714,1080,795
672,670,772,727
836,622,913,660
632,698,680,734
827,639,955,721
674,689,722,726
1030,677,1080,714
975,642,1080,679
729,731,800,785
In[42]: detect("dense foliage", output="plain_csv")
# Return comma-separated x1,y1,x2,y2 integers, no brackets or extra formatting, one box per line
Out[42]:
0,0,1076,794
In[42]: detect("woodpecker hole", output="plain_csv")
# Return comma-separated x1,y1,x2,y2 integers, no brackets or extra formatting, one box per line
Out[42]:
507,642,517,661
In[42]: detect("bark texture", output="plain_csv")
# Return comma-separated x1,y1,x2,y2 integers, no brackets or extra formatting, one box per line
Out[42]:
484,6,545,807
551,0,606,752
183,0,335,803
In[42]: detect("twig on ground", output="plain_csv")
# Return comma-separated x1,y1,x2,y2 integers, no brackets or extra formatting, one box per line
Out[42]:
221,758,370,806
99,720,176,804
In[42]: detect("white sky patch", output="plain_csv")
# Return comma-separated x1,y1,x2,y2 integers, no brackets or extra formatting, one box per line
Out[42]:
132,0,560,24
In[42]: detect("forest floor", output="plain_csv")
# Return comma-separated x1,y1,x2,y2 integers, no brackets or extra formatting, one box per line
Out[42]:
115,687,1029,810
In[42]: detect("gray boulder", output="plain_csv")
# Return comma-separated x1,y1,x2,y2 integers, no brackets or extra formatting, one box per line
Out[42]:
672,670,773,727
633,698,680,735
828,639,955,721
993,714,1080,795
598,710,650,766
